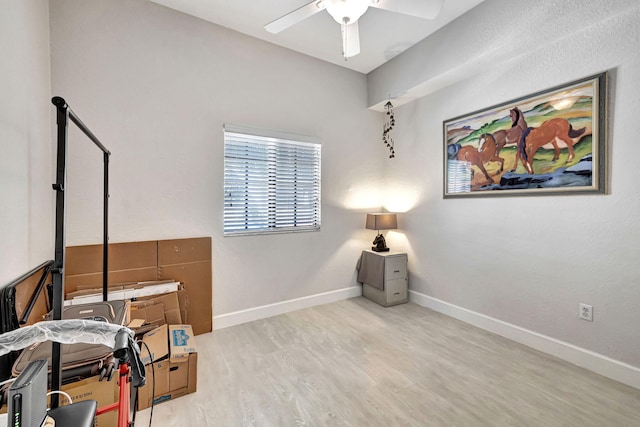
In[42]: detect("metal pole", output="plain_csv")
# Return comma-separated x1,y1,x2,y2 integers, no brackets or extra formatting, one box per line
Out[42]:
19,261,53,325
52,97,110,155
49,96,112,406
103,152,110,302
50,98,69,409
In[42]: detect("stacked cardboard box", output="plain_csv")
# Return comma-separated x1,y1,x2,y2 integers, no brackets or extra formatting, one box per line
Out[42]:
137,324,197,410
127,290,198,411
55,290,198,417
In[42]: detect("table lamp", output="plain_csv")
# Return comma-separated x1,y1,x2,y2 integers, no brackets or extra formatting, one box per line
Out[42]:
365,213,397,252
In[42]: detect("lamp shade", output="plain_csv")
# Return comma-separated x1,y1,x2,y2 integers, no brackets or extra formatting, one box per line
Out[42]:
365,213,397,231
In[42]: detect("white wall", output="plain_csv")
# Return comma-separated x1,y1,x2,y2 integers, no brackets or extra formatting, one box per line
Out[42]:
0,0,53,287
374,0,640,368
49,0,385,315
4,0,637,383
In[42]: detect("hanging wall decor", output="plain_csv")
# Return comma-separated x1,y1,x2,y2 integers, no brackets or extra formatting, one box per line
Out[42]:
382,101,395,158
443,72,607,198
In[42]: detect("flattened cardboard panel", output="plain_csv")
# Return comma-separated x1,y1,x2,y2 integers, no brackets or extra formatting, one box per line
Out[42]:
65,241,157,276
136,292,182,324
108,240,158,271
14,266,51,325
65,237,211,334
64,268,158,294
131,302,166,327
177,290,190,325
64,244,103,276
159,262,212,335
158,237,211,265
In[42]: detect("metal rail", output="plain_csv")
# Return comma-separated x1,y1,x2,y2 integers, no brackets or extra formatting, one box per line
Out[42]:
19,260,54,325
50,96,111,408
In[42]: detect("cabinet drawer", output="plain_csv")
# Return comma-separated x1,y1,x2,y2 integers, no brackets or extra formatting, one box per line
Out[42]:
385,256,407,280
386,278,408,303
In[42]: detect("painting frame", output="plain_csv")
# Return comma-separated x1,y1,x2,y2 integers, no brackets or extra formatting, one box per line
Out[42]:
443,72,607,198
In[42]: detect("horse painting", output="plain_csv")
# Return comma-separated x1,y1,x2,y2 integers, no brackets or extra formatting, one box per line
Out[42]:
457,133,505,184
517,118,586,174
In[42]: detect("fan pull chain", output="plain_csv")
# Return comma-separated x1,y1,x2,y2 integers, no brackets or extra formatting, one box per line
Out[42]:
341,19,349,61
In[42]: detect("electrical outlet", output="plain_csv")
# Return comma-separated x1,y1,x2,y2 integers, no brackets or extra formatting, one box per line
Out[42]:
579,303,593,322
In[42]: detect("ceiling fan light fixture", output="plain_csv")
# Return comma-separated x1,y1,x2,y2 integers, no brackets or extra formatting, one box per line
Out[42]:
325,0,370,25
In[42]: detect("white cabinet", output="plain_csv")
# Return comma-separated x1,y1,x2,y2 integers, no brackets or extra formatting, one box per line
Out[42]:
358,251,408,307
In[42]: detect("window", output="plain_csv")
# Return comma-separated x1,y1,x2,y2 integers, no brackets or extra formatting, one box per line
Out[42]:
446,159,472,194
223,125,321,236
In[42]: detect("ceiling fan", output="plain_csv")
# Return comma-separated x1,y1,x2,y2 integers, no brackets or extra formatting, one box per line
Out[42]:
265,0,445,60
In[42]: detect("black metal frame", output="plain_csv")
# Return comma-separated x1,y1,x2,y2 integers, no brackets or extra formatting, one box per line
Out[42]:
19,260,54,325
50,96,111,408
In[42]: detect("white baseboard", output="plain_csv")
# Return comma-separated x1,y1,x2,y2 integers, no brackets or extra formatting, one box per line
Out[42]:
409,290,640,390
213,286,362,330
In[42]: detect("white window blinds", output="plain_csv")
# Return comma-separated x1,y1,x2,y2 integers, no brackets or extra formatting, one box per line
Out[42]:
446,160,472,194
224,125,321,236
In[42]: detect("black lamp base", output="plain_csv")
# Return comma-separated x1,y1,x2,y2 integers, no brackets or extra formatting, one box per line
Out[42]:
371,246,390,252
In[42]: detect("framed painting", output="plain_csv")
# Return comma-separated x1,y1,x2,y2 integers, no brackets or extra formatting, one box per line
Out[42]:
443,72,607,198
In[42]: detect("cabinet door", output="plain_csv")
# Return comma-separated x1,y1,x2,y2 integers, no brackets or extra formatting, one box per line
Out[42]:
385,256,407,281
386,277,408,303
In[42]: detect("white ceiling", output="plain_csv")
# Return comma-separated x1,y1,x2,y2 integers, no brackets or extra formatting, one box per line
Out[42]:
149,0,485,74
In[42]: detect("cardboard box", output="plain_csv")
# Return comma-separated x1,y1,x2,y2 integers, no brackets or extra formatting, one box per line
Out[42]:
133,291,183,325
128,291,188,338
130,301,166,328
65,237,212,335
168,325,197,363
58,375,119,427
140,325,169,365
137,353,197,410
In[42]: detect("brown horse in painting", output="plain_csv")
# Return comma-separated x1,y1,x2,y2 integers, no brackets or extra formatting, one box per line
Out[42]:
454,107,526,183
494,107,529,152
485,106,530,171
457,133,505,184
517,118,586,174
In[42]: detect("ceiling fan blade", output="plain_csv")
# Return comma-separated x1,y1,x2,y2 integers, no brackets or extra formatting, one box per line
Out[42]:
341,21,360,58
265,1,326,34
370,0,444,20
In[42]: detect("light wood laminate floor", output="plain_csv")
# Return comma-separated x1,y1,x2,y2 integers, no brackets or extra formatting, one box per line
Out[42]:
135,297,640,426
